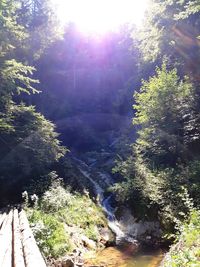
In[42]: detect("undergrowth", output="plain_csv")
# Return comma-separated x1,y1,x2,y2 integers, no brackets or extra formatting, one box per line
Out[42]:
163,209,200,267
25,172,107,258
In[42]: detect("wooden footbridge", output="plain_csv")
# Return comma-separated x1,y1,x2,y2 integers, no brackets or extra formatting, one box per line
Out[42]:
0,209,46,267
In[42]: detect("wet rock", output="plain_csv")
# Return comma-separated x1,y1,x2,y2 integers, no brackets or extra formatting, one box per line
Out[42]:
99,228,110,241
99,227,115,246
120,243,139,255
115,208,162,243
117,237,140,255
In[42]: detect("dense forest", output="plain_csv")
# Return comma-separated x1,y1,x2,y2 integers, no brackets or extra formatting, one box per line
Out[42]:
0,0,200,266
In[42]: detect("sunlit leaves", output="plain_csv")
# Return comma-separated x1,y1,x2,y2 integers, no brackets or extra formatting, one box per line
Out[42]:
0,104,66,181
0,0,67,193
0,0,27,57
1,59,39,94
140,0,200,75
133,63,195,165
113,62,200,230
175,0,200,20
133,64,193,127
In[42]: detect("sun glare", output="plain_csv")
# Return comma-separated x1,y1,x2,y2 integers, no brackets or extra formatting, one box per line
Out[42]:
52,0,149,34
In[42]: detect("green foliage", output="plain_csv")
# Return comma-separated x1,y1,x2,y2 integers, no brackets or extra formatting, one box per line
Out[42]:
134,64,191,126
0,105,66,183
113,63,200,232
0,0,39,94
0,0,27,56
114,158,184,226
1,1,200,263
0,1,67,200
133,63,197,166
1,59,39,95
182,161,200,206
175,1,200,20
140,0,200,79
16,0,61,60
40,176,73,212
122,4,200,237
163,209,200,267
26,175,108,257
28,209,73,257
0,0,40,132
57,194,106,241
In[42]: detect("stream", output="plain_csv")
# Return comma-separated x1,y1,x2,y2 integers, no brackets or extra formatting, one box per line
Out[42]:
85,247,163,267
73,156,131,243
73,156,164,267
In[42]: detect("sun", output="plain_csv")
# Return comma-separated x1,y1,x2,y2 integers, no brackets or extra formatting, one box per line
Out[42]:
52,0,149,34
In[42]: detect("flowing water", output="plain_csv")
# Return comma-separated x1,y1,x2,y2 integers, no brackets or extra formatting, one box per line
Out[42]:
73,157,129,242
73,156,164,267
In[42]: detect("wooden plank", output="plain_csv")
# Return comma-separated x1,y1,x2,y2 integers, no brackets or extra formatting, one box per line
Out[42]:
0,212,7,230
0,209,13,267
13,209,25,267
19,210,46,267
0,211,9,233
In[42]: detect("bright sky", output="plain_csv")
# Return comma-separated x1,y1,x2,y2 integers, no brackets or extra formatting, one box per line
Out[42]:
52,0,149,34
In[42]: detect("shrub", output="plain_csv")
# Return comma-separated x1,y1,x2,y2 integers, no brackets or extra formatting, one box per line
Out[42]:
40,174,73,212
163,209,200,267
26,173,108,259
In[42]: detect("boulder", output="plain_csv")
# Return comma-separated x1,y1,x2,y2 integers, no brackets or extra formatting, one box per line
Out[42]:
99,227,115,246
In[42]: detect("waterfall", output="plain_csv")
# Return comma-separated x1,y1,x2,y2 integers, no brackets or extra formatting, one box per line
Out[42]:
72,157,138,245
102,195,125,243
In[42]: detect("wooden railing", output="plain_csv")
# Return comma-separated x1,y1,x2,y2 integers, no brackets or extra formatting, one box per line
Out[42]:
0,209,46,267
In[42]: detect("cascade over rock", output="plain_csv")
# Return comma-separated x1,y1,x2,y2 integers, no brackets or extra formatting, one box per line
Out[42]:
72,154,161,246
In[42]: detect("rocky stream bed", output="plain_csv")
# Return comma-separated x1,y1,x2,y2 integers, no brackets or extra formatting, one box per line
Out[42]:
48,153,165,267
